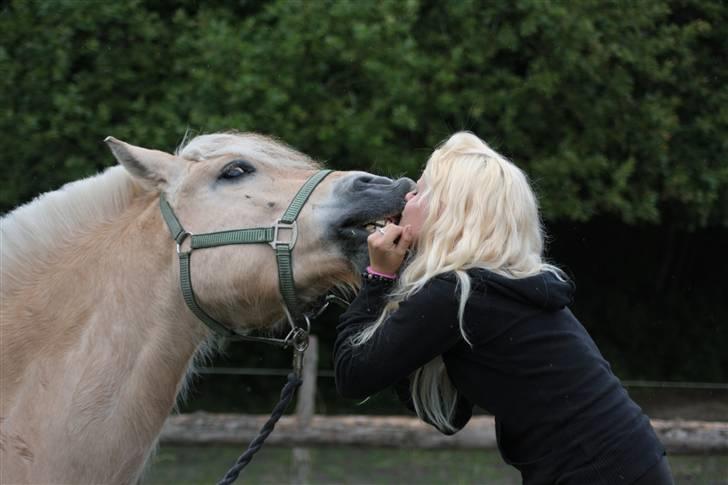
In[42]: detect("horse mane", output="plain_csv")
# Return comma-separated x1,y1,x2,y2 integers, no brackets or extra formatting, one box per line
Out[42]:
0,165,143,290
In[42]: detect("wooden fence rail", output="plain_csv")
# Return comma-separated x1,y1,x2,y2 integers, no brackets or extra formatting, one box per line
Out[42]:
164,336,728,454
161,413,728,454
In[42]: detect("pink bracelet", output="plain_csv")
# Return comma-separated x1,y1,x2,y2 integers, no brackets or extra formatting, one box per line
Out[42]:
366,266,397,280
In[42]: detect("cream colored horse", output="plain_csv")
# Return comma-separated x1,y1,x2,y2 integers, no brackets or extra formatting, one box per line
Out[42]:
0,132,412,484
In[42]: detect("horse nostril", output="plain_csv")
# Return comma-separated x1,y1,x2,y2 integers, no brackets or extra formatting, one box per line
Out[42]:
353,174,394,189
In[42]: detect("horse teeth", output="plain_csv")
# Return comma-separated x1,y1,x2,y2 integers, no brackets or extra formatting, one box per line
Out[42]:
359,220,389,234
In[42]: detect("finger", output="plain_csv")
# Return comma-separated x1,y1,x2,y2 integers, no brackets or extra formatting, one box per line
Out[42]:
369,226,386,244
379,223,403,246
396,225,413,251
374,222,398,235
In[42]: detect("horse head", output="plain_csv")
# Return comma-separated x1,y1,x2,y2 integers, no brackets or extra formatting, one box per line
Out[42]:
105,132,413,330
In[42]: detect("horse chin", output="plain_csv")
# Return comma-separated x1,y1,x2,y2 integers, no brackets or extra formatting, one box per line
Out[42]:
339,228,369,273
333,224,390,272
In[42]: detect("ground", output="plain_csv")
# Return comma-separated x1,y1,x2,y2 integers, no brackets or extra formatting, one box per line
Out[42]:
145,446,728,484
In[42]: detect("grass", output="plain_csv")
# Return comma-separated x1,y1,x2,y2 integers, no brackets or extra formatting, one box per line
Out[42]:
144,446,728,484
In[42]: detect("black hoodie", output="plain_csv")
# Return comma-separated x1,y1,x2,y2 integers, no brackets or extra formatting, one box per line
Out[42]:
334,269,665,485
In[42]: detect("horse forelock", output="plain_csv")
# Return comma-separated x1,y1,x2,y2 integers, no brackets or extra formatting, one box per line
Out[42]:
176,132,321,170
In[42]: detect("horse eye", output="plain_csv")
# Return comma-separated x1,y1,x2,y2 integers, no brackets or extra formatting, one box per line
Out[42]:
220,160,255,180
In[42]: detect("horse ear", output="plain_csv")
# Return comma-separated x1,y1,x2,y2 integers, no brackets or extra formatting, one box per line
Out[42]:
104,136,184,190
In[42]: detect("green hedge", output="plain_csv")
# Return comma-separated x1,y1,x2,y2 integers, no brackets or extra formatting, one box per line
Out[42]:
2,0,726,227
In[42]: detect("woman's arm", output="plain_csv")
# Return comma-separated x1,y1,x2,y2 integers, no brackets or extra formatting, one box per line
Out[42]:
333,276,464,400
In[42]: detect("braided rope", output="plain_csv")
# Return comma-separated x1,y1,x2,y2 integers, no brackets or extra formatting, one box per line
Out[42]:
216,372,303,485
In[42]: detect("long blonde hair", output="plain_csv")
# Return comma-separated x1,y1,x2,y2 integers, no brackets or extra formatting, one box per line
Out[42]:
353,132,561,433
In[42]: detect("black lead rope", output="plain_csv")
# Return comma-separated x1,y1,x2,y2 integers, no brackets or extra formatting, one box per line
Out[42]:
213,296,350,484
216,372,303,485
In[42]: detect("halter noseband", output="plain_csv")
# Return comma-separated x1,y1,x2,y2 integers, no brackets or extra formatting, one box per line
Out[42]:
159,169,333,348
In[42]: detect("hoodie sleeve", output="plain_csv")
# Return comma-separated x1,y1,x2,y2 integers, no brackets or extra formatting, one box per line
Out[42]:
333,276,464,401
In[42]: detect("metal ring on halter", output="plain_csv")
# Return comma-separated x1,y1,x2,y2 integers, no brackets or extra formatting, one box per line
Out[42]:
282,306,311,332
175,231,193,255
282,326,309,351
302,314,311,334
292,328,309,352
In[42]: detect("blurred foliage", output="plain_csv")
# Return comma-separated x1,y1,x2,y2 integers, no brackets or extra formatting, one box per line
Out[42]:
1,0,726,226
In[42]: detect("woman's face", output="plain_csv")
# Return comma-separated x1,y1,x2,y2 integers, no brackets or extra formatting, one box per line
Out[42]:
399,177,428,242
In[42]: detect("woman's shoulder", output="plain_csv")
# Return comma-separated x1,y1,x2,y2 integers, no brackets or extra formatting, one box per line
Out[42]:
430,269,504,297
434,268,575,311
431,268,498,286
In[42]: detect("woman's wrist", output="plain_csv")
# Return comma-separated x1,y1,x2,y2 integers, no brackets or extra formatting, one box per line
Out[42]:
364,266,398,281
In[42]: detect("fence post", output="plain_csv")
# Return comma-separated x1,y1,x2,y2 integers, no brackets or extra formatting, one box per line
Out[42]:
292,335,318,484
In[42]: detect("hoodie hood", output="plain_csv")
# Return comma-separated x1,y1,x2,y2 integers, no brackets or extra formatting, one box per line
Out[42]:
465,268,575,311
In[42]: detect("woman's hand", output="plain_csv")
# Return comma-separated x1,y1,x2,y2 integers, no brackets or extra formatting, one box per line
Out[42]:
367,223,413,276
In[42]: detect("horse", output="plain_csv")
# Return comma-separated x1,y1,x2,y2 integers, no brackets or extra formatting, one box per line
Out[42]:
0,132,413,484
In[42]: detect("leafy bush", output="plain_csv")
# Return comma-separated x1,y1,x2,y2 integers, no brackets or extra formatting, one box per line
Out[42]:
2,0,726,226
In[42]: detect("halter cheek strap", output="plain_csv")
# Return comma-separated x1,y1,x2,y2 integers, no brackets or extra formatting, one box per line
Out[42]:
159,169,333,346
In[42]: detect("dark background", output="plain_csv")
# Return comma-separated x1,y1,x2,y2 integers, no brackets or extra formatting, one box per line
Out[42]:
1,0,726,412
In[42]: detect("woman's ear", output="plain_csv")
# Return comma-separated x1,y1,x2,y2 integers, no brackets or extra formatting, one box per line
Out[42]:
104,136,186,191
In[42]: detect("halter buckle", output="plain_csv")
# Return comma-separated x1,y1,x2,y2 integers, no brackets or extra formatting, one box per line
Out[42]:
269,220,298,250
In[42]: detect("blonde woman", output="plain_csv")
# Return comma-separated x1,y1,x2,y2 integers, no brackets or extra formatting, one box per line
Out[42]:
333,132,673,484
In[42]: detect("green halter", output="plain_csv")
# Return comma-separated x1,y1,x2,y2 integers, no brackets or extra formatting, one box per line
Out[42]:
160,169,333,346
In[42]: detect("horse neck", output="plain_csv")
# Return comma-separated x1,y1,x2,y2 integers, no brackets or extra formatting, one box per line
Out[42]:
1,194,209,484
